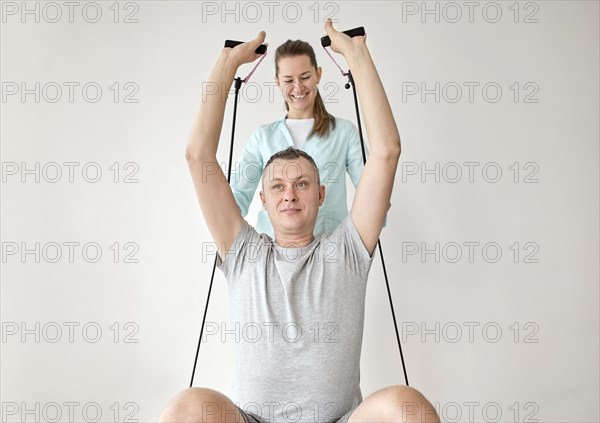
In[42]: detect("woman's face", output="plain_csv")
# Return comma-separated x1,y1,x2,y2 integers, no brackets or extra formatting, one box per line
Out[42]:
276,55,322,119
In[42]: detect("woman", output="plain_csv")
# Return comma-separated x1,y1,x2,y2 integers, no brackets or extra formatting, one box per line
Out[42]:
231,38,365,239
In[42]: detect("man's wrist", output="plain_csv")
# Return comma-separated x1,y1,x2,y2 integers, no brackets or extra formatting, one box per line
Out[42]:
344,44,371,69
217,48,240,74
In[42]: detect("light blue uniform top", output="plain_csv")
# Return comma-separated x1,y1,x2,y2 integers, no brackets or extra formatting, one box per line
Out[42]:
231,116,366,238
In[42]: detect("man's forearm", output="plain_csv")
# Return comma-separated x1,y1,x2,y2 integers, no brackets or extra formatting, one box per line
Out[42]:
186,49,238,161
344,45,401,157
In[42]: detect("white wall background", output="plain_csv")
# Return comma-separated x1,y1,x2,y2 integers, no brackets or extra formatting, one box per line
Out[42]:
1,1,598,422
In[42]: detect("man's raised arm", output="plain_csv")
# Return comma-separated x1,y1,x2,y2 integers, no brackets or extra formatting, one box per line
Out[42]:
324,20,401,256
185,32,266,260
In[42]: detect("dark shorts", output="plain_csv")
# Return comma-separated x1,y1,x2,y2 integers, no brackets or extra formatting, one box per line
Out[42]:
235,405,356,423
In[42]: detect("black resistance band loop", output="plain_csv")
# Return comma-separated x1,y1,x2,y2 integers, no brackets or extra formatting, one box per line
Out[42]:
342,65,410,387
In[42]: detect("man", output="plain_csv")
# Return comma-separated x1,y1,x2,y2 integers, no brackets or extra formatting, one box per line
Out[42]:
160,19,440,423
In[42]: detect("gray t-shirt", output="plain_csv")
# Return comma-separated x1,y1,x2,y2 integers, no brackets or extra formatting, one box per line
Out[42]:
217,215,374,423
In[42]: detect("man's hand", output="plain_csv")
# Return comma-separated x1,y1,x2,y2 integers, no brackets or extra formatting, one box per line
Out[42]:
323,18,366,57
224,31,267,69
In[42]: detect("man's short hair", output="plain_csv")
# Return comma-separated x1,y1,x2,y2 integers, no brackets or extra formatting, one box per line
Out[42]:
262,147,321,186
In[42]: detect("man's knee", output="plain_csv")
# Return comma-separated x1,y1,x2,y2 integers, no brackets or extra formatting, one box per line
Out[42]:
159,387,244,423
375,385,440,423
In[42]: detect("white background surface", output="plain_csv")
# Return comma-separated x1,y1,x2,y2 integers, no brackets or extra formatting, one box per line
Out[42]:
1,1,598,422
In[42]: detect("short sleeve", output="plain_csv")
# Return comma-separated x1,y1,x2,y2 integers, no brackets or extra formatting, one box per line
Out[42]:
322,215,375,278
216,219,264,280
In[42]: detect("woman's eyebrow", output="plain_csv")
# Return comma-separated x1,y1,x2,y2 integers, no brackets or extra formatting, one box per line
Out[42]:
281,71,311,78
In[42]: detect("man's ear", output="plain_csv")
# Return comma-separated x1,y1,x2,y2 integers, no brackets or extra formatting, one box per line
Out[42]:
318,185,325,206
260,191,266,208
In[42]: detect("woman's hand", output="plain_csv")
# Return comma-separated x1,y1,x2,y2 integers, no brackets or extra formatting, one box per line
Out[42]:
224,31,267,69
323,18,365,57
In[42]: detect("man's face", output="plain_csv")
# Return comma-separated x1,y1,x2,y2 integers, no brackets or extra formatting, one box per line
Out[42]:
260,157,325,239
